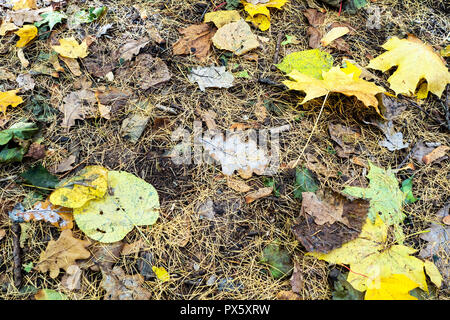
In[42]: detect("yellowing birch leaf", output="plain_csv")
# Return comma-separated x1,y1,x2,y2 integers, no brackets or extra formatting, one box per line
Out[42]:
49,165,108,208
309,216,429,293
0,89,23,114
12,0,36,10
15,25,37,47
365,274,419,300
73,171,160,243
152,266,170,282
52,37,88,59
320,27,350,46
283,66,385,113
242,0,287,31
204,10,241,28
367,35,450,98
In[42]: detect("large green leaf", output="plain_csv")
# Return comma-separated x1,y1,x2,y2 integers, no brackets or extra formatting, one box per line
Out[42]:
21,164,59,189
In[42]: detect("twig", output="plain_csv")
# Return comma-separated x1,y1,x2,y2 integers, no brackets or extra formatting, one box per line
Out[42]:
199,3,211,21
396,139,423,169
443,84,450,130
257,77,286,89
11,223,22,288
271,32,284,71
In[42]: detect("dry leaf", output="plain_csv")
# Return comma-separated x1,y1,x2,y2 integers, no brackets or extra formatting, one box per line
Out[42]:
227,177,252,193
60,56,82,76
17,48,29,67
204,10,241,28
115,37,149,61
52,38,88,59
245,187,273,203
188,66,234,92
0,19,18,35
321,27,350,46
172,24,216,61
88,242,124,271
53,154,76,173
0,68,15,81
24,142,45,159
306,26,322,49
290,261,303,294
212,19,259,55
37,229,91,278
59,89,97,128
7,7,50,26
300,192,350,226
0,229,6,241
276,290,302,300
16,73,35,91
121,240,145,256
422,145,449,165
303,8,325,27
61,264,82,290
12,0,36,10
328,123,360,158
101,266,151,300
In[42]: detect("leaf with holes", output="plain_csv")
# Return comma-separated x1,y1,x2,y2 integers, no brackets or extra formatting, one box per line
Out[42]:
73,171,160,243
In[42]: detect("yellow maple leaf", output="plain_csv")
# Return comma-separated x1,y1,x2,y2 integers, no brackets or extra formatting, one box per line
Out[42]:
283,66,385,114
242,0,288,31
15,25,37,48
0,89,23,114
49,165,108,209
52,37,89,59
309,216,440,292
365,274,419,300
367,35,450,99
12,0,36,10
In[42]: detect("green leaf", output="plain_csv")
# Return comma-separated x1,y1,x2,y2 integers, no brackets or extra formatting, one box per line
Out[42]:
331,271,364,300
0,122,39,145
235,70,250,78
343,161,406,242
20,164,59,189
276,49,334,79
0,146,26,163
225,0,241,10
35,289,68,300
263,177,280,197
401,176,419,204
35,11,67,30
293,166,319,200
23,262,33,273
344,0,368,14
260,242,292,279
73,6,107,24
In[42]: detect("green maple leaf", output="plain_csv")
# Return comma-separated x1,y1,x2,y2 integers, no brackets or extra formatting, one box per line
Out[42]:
343,162,406,242
35,11,67,30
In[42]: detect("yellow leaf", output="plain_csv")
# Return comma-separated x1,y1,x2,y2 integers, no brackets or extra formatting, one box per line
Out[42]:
309,216,429,292
367,35,450,98
342,61,362,80
12,0,36,10
204,10,241,28
283,66,385,114
73,171,160,243
423,260,442,288
152,266,170,282
49,165,108,209
365,274,419,300
52,37,89,59
242,0,287,31
0,89,23,114
15,25,37,48
320,27,350,46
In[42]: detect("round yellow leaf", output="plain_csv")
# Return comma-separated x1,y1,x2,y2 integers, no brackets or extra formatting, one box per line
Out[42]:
49,165,108,208
73,171,160,243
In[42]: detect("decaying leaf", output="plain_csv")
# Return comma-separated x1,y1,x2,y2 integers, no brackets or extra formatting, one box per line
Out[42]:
212,19,259,55
374,120,409,151
260,242,292,279
16,73,35,91
292,191,369,253
37,229,91,278
283,66,385,113
367,35,450,98
115,37,149,61
290,261,304,294
49,165,108,208
101,266,151,300
61,264,82,290
53,155,76,173
121,113,150,144
58,89,97,128
204,10,241,28
73,171,160,243
422,145,449,165
16,199,73,230
59,56,82,76
88,242,124,271
188,66,234,92
245,187,273,203
172,24,215,61
309,216,441,292
328,123,361,158
227,177,252,193
34,289,68,300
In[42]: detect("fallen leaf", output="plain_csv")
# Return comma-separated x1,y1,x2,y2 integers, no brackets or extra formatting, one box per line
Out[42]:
293,166,319,199
328,123,361,158
204,10,241,28
0,19,18,35
101,266,151,300
12,0,36,10
321,26,350,46
88,242,124,271
292,192,369,253
309,216,437,292
121,239,145,256
343,162,406,241
330,270,364,300
245,187,273,203
0,68,15,81
59,56,82,76
94,86,132,114
21,163,58,189
422,145,449,165
276,49,334,79
227,177,252,193
52,37,88,59
71,6,106,25
283,66,385,113
7,7,50,26
172,24,215,61
16,199,73,230
17,48,29,67
374,120,409,151
367,35,450,98
260,242,292,279
121,113,150,144
53,154,76,173
0,90,23,114
34,289,68,300
365,274,419,300
188,66,234,92
14,24,37,47
16,73,35,91
290,261,303,294
276,290,302,300
37,229,91,278
152,266,170,282
34,11,66,30
115,37,149,61
49,165,108,208
212,19,259,55
61,264,82,290
58,89,97,128
303,8,325,27
423,260,442,289
400,176,418,204
0,229,6,241
73,171,160,243
242,0,287,31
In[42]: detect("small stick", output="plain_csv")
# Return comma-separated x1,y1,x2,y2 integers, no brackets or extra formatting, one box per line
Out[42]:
11,223,22,288
271,32,284,71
